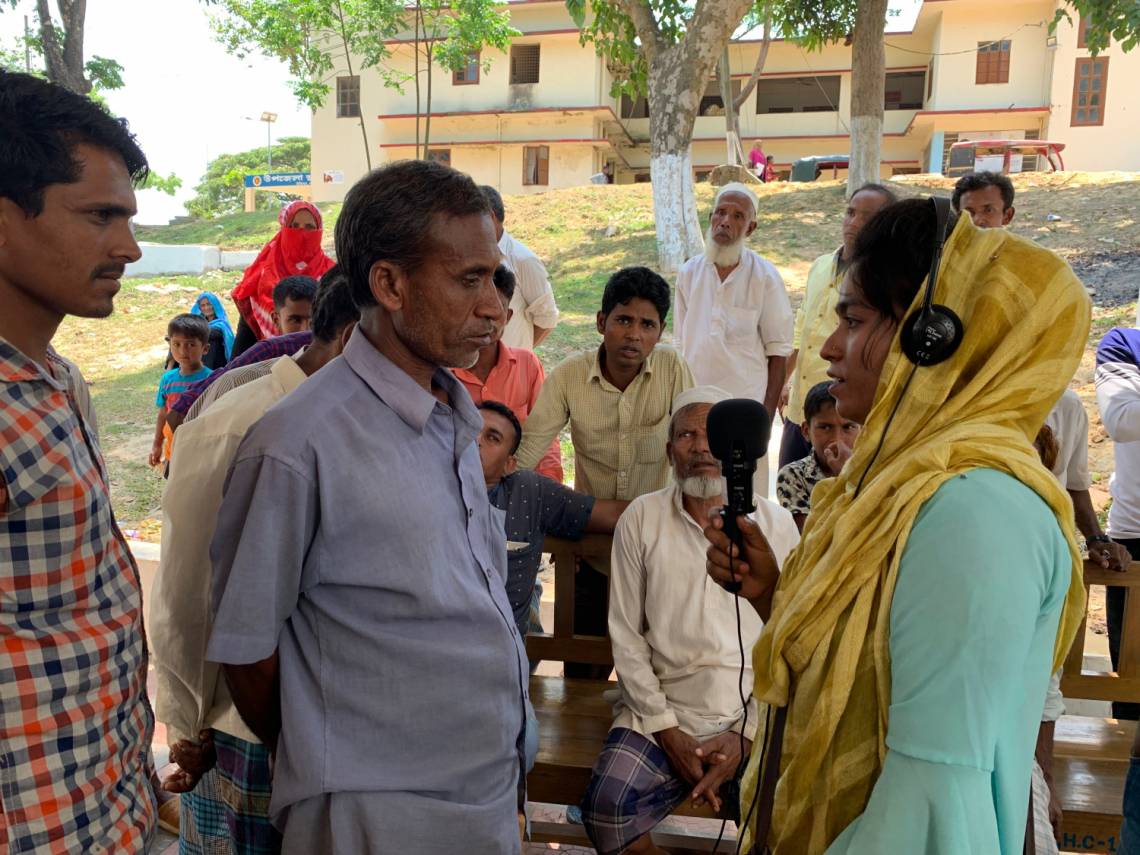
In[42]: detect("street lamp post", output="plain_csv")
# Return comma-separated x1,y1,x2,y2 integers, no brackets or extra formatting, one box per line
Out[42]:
260,111,278,171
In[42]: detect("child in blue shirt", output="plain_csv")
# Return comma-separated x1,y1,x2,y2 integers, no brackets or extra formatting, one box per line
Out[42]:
149,314,212,468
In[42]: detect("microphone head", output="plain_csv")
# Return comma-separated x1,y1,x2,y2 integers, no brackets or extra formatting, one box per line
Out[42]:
707,398,770,463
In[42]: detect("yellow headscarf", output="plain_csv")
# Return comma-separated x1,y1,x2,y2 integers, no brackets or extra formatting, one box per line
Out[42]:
739,214,1091,854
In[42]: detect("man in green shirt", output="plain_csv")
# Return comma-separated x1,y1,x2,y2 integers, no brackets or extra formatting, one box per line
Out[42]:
517,266,693,677
778,183,895,468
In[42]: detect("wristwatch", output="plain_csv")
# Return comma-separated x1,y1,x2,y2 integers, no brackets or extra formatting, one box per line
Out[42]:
1088,534,1112,546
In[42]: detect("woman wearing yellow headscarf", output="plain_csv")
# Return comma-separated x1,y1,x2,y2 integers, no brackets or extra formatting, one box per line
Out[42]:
705,197,1090,854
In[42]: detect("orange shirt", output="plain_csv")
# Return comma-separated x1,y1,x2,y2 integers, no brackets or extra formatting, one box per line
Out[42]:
454,343,564,482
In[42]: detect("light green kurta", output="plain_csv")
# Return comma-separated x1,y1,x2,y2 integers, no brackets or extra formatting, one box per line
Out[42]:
826,468,1072,854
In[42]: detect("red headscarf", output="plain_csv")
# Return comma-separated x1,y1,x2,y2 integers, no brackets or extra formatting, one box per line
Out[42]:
232,200,335,340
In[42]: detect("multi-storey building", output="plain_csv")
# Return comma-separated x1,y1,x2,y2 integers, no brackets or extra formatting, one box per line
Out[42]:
310,0,1137,202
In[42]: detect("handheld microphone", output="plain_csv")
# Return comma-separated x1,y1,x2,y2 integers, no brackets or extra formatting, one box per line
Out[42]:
707,399,771,594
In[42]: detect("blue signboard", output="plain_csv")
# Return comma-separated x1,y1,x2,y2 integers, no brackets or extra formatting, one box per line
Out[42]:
243,172,311,189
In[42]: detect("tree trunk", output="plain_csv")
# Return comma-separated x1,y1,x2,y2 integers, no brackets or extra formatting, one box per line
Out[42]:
718,50,738,165
335,2,372,172
413,4,422,159
36,0,91,94
848,0,889,194
423,41,433,156
646,46,706,274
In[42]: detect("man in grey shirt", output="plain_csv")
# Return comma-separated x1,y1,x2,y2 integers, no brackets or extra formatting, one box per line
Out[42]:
206,160,529,854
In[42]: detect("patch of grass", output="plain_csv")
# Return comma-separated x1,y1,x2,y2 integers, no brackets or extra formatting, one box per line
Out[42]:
55,274,233,533
135,204,342,251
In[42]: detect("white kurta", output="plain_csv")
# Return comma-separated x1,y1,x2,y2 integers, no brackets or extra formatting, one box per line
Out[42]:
607,484,800,741
673,247,794,404
498,230,560,351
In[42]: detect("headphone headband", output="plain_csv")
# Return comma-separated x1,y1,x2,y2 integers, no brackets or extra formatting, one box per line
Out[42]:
899,196,963,367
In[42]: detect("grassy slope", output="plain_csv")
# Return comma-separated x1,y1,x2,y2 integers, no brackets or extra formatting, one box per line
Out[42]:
63,172,1139,534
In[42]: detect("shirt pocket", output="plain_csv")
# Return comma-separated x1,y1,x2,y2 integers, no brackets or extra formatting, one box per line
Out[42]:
722,307,761,346
634,413,671,463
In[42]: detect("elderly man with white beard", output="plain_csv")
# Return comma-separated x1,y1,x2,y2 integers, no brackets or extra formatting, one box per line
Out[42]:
579,386,800,855
674,183,794,497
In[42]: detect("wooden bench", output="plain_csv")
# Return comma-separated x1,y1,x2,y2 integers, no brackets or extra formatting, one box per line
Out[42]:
526,544,1138,853
526,535,729,851
1052,561,1140,853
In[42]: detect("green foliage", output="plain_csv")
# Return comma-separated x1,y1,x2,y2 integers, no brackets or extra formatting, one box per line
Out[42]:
205,0,403,111
139,172,183,197
186,136,311,219
1053,0,1140,53
84,55,125,91
425,0,518,75
205,0,516,111
567,0,646,97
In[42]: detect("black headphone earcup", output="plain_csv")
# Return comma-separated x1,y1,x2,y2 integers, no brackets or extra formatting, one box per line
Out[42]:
901,304,963,366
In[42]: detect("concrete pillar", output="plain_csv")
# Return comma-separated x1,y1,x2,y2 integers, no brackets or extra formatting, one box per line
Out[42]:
927,131,945,174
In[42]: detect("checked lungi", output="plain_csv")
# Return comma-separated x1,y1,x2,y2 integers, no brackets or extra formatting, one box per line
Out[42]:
179,730,281,855
579,728,693,855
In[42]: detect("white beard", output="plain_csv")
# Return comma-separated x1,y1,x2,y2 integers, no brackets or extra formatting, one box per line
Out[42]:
680,475,725,499
704,226,745,268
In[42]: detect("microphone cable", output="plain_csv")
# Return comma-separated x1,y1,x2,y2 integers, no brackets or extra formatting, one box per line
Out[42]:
852,362,918,499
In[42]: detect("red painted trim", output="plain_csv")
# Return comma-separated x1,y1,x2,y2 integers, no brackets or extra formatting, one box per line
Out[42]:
382,26,579,45
690,159,921,169
379,137,609,148
690,132,908,142
378,104,614,120
729,64,928,80
901,105,1050,134
911,106,1050,117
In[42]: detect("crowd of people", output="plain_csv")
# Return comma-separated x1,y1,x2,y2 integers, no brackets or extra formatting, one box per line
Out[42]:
2,68,1139,855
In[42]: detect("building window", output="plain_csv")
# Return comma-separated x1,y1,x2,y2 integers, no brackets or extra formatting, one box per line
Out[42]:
699,79,742,116
426,149,452,167
453,51,480,85
510,45,540,84
884,71,925,110
1078,15,1090,48
522,145,549,185
336,76,360,118
1072,57,1109,126
975,40,1011,85
620,94,649,119
756,75,840,113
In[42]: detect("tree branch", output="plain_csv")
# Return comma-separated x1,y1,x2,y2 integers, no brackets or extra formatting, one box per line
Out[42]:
612,0,663,60
678,0,755,87
733,2,772,111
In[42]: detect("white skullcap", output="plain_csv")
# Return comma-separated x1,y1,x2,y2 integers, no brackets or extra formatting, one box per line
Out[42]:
714,182,759,216
671,385,732,417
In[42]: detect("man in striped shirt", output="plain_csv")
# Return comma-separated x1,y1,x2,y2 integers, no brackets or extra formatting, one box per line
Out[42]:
0,72,156,852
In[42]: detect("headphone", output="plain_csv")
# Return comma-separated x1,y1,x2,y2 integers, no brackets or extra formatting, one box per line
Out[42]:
853,195,964,499
899,196,963,366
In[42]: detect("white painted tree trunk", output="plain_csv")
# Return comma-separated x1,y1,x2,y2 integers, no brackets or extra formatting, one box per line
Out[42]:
616,0,755,273
847,0,889,194
650,149,705,274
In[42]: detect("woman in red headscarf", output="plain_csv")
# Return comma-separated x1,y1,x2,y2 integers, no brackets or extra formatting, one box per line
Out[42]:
231,200,335,348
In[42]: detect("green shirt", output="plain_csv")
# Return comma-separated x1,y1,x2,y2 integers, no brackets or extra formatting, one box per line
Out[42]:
826,469,1071,854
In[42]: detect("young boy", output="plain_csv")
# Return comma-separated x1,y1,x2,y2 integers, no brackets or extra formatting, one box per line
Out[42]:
515,266,694,677
776,380,861,530
149,314,212,467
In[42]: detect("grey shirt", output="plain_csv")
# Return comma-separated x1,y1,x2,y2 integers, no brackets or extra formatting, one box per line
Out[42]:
206,328,528,851
488,470,594,636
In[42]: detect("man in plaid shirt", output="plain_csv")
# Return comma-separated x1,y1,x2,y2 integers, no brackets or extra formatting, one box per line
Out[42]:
0,72,156,852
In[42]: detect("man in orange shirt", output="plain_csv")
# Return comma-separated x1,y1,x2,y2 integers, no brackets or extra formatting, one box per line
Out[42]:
454,266,563,482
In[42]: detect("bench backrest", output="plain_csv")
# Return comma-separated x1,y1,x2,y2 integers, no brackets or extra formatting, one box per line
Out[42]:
1061,560,1140,704
527,544,1139,704
525,535,615,667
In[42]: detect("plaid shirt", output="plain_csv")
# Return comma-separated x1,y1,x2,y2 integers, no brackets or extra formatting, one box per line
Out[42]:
0,341,155,853
169,330,312,417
